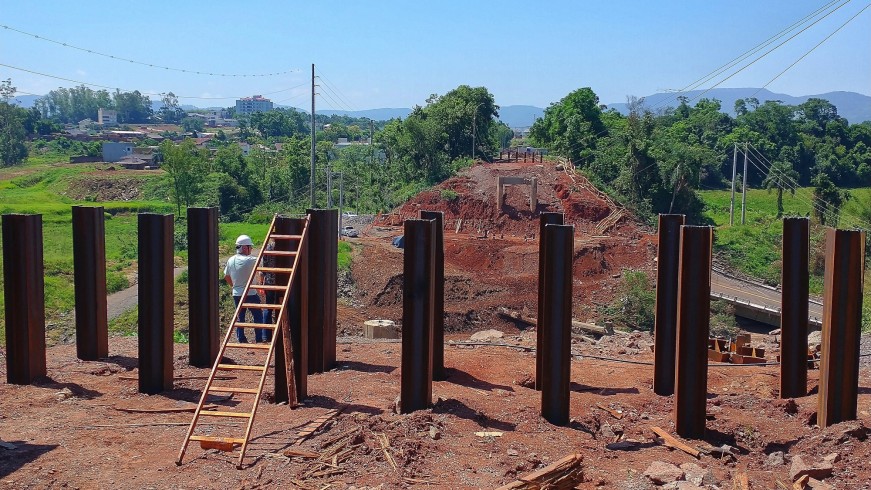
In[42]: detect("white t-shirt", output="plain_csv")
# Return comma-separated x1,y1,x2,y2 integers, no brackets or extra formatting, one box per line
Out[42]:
224,253,258,297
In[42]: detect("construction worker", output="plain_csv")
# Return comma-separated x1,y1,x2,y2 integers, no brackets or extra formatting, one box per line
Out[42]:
224,235,270,343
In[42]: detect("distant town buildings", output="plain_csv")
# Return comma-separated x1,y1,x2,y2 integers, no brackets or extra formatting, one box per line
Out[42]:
235,95,273,115
98,108,117,126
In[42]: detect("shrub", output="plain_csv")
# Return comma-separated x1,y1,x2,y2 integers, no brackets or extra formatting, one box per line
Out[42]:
440,189,459,202
602,270,655,331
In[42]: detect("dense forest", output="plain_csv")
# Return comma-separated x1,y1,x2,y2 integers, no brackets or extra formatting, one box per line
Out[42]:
529,88,871,225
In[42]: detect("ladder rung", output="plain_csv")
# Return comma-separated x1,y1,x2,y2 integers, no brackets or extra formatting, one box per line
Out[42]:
217,364,267,371
241,303,282,309
234,322,277,329
199,410,252,418
208,386,259,394
261,250,298,257
248,285,287,291
190,435,246,444
257,267,294,273
226,342,270,350
270,234,303,240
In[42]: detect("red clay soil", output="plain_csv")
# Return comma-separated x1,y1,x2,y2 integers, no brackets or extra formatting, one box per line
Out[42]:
2,159,871,489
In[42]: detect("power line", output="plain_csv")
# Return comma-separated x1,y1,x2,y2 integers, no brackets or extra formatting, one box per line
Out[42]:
686,0,852,104
0,62,307,101
749,2,871,99
653,0,846,110
316,69,356,112
0,24,299,78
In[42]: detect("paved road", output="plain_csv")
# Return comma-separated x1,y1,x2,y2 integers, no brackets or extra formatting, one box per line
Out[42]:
107,267,187,320
711,269,824,327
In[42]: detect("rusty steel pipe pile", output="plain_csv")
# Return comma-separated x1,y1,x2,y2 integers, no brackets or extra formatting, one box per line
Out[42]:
536,212,564,391
2,214,47,384
818,228,865,428
653,214,685,396
137,213,174,394
72,206,108,361
420,210,446,381
306,209,338,374
400,218,436,413
673,225,713,439
187,207,219,368
539,223,574,426
780,217,810,399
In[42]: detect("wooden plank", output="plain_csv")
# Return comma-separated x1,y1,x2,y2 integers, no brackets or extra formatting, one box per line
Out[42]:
198,410,251,418
225,342,270,350
650,426,701,458
293,406,345,443
282,447,319,458
595,403,624,419
732,472,749,490
495,453,583,490
216,364,267,371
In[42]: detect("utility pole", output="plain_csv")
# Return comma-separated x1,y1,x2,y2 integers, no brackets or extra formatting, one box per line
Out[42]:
338,172,344,236
729,143,737,225
326,159,333,208
472,110,476,161
741,142,748,225
310,63,316,207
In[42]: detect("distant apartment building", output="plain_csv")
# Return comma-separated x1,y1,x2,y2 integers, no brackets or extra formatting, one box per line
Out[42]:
98,108,117,126
235,95,273,115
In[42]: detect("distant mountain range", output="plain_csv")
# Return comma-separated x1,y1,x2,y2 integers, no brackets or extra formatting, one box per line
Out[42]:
603,88,871,125
8,89,870,127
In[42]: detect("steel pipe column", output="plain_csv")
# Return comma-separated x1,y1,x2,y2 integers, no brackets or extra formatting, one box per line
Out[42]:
72,206,108,361
137,213,174,394
539,224,574,426
400,219,436,413
673,225,712,439
2,214,47,384
306,209,337,373
653,214,685,396
818,228,865,428
187,207,219,368
780,217,809,398
420,210,446,381
274,217,308,404
536,212,564,390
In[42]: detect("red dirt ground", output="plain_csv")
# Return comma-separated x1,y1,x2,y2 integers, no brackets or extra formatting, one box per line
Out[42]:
2,159,870,489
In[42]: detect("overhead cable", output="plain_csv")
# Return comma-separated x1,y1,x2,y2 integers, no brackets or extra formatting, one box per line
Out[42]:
0,24,299,77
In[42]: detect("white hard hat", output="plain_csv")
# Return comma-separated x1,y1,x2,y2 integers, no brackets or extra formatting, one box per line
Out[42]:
235,235,253,247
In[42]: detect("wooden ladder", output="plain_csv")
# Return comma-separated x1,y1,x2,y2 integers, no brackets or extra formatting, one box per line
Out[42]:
176,214,309,468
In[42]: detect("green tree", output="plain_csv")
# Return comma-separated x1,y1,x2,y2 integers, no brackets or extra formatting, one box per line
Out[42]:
157,92,186,124
0,79,15,101
159,139,208,215
529,87,605,165
0,102,29,166
761,150,801,218
181,116,204,133
113,90,153,124
812,173,849,226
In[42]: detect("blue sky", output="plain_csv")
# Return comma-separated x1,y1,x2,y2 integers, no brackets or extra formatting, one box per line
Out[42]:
2,1,869,110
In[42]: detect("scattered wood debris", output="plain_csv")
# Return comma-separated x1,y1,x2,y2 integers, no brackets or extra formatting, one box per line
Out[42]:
292,406,345,444
595,403,624,419
650,426,701,458
496,453,584,489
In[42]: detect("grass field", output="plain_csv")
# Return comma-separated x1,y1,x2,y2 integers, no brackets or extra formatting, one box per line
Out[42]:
699,186,871,330
0,161,356,346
